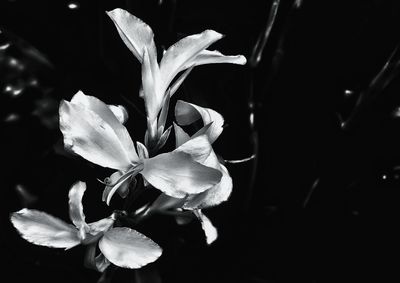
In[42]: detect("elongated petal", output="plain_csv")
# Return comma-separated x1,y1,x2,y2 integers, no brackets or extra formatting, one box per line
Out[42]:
173,123,190,148
10,209,80,249
99,227,162,269
88,216,115,235
142,138,222,198
106,8,157,63
183,50,246,70
175,100,224,143
136,142,149,160
70,91,138,163
142,48,163,122
59,101,132,170
194,210,218,245
169,67,194,97
160,30,223,92
68,181,89,234
184,164,232,209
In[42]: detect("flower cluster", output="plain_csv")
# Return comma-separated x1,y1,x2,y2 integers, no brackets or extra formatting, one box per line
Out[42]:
10,8,246,271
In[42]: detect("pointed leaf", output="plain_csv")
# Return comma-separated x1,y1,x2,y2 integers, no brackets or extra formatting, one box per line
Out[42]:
99,227,162,269
106,8,157,63
10,209,80,249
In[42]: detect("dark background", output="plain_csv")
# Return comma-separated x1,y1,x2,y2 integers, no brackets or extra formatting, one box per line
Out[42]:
1,0,400,282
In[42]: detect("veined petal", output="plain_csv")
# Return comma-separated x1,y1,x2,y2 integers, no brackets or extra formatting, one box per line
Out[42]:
160,30,223,93
142,138,222,198
175,100,224,144
194,210,218,245
68,181,89,233
99,227,162,269
70,91,138,163
10,209,80,249
108,104,129,124
183,49,247,70
59,101,133,171
184,164,232,209
106,8,157,63
173,123,190,148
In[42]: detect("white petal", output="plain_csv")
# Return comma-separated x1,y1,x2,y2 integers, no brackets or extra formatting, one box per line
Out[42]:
175,100,224,144
87,216,115,235
136,142,149,160
142,145,222,198
59,101,133,170
160,30,223,94
108,105,129,124
106,8,157,63
183,49,247,70
184,164,232,209
10,209,80,249
142,48,163,123
70,91,138,163
194,210,218,245
173,123,190,148
174,134,213,164
68,181,89,232
99,227,162,269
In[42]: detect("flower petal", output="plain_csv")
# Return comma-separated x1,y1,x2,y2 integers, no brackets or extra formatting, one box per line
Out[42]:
142,47,163,123
59,101,133,170
160,30,223,93
175,100,224,144
183,49,247,70
184,164,232,209
70,91,138,163
10,209,80,249
142,136,222,198
68,181,89,234
108,105,129,124
173,123,191,148
99,227,162,269
106,8,157,63
87,215,115,235
194,210,218,245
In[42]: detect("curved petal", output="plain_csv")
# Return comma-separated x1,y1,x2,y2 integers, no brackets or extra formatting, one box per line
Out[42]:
174,134,213,164
175,100,224,144
184,164,232,209
142,136,222,198
70,91,138,163
108,104,129,124
68,181,89,234
160,30,223,93
10,209,80,249
106,8,157,63
194,210,218,245
99,227,162,269
87,216,115,235
59,101,133,170
102,171,131,203
183,50,247,70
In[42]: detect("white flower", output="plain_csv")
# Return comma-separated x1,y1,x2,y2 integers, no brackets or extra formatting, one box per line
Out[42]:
59,91,222,204
10,181,162,269
106,8,246,146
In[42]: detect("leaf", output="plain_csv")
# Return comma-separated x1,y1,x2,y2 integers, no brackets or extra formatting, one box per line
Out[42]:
99,227,162,269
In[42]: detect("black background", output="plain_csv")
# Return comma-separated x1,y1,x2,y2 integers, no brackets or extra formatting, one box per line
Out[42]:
1,0,400,282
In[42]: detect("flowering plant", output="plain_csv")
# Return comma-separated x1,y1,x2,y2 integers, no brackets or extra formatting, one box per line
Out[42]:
10,7,246,276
